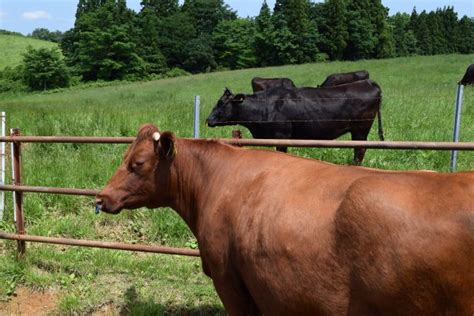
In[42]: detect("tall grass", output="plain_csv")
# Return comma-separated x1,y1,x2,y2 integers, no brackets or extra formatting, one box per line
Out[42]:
0,54,472,313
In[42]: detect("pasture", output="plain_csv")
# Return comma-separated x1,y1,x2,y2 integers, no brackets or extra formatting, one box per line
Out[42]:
0,34,58,70
0,54,473,314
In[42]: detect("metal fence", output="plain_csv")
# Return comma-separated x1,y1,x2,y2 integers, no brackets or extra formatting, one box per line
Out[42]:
1,128,473,257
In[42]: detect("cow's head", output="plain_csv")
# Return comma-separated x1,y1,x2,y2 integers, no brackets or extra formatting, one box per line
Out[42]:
206,87,246,127
95,124,176,214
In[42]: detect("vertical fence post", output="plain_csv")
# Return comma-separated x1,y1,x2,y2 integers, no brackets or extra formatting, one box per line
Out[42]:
11,128,25,255
450,84,464,172
194,96,200,139
231,129,242,147
10,129,16,222
0,112,5,221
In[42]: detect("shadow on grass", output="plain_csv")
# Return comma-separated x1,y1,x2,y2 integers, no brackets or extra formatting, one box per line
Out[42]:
119,286,226,316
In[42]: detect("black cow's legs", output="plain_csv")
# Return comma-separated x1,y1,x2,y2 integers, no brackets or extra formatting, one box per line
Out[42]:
276,146,288,153
351,129,371,165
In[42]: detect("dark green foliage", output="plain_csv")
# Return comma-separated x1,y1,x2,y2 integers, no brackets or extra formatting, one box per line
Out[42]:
212,19,257,69
0,65,27,92
157,12,197,69
49,0,474,83
254,1,275,66
182,0,237,35
21,46,70,90
136,6,167,74
65,0,146,81
271,0,318,64
0,29,23,36
315,0,348,60
457,16,474,54
29,28,64,43
182,35,216,73
140,0,178,17
389,13,418,56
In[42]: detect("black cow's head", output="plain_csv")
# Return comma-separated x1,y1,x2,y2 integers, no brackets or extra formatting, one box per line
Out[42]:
206,88,245,127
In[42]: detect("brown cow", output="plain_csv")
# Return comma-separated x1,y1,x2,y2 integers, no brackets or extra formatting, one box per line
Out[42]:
96,124,474,315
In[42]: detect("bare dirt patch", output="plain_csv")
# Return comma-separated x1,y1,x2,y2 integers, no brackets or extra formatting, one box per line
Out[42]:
0,287,57,316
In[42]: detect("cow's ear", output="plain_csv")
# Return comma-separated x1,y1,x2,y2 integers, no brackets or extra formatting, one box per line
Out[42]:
232,94,245,103
155,131,176,160
224,87,232,96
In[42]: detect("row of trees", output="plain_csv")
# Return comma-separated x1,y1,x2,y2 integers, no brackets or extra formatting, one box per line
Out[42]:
58,0,473,82
2,0,473,91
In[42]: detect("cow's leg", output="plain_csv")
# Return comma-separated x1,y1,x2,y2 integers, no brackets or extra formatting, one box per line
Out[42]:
276,146,288,153
212,277,261,316
351,128,371,165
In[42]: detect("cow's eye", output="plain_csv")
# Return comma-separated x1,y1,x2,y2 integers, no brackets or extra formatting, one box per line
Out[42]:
130,161,144,173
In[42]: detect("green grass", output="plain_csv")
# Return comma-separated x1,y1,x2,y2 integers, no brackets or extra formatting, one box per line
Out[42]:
0,34,58,69
0,54,473,314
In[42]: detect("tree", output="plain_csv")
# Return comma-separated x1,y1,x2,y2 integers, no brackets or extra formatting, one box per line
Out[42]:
137,5,167,74
389,13,417,56
212,19,256,69
439,7,460,54
66,0,146,81
140,0,178,17
272,0,318,63
317,0,348,60
22,46,70,90
457,16,474,54
271,14,299,65
30,28,63,43
254,1,275,66
182,35,216,73
182,0,236,35
414,11,433,55
158,12,197,68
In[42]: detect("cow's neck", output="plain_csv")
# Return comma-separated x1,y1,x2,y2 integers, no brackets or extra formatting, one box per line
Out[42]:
168,139,234,237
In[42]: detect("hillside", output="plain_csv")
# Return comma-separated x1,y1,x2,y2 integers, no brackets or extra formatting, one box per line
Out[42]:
0,34,58,69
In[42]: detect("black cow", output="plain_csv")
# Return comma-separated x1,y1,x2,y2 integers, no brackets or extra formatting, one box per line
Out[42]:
458,64,474,86
251,77,296,92
319,70,369,87
207,80,384,165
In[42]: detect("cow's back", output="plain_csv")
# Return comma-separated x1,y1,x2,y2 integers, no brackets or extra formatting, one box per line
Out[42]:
334,172,474,314
251,77,296,92
320,70,369,87
257,80,381,139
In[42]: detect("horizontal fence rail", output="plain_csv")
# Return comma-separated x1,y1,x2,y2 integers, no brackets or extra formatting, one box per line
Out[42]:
0,184,98,196
220,139,474,150
0,232,200,257
0,135,473,150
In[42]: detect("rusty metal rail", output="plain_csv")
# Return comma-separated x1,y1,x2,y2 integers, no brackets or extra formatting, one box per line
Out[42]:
0,135,473,150
0,232,200,257
0,184,98,196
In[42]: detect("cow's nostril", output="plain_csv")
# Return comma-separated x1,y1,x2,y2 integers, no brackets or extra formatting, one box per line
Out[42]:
95,198,103,214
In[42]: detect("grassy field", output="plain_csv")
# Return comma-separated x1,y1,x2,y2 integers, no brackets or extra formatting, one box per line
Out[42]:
0,34,58,69
0,54,473,314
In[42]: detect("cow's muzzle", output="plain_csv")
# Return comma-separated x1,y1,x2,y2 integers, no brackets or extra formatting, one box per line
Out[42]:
94,195,122,214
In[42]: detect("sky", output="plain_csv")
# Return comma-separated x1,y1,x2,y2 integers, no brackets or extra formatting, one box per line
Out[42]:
0,0,472,35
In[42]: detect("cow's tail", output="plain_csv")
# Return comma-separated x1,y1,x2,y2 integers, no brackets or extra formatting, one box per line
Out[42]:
370,80,385,141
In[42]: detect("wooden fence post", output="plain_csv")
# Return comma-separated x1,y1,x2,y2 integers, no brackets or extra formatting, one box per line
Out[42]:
11,128,25,256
